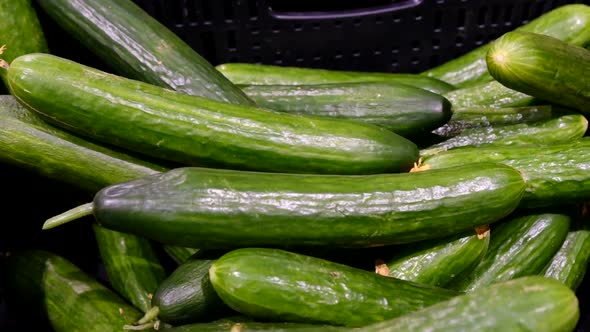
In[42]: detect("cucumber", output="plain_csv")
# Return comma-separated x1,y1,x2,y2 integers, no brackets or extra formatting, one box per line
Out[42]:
0,0,48,88
443,80,537,109
422,4,590,88
449,213,570,292
93,224,166,313
356,276,579,332
36,0,254,105
432,105,553,138
163,245,199,264
163,322,344,332
420,112,588,156
43,163,525,248
5,250,143,332
382,228,489,287
487,31,590,113
543,230,590,290
6,53,418,175
216,63,456,94
419,138,590,208
209,248,459,327
239,81,452,137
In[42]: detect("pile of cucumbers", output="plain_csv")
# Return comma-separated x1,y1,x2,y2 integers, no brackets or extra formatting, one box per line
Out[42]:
1,1,590,331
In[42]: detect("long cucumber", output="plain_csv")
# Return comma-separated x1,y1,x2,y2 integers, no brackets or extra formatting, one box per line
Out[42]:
543,230,590,290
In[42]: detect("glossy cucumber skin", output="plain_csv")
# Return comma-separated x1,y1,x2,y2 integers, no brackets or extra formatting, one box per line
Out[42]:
422,4,590,88
421,112,587,156
443,80,536,109
36,0,254,105
209,248,459,327
449,213,570,292
5,250,143,332
432,105,553,138
543,230,590,290
8,53,418,175
93,224,166,313
385,230,489,287
0,0,48,88
163,245,199,264
487,31,590,113
357,276,579,332
422,138,590,208
216,63,456,94
93,163,525,248
165,322,345,332
240,81,452,137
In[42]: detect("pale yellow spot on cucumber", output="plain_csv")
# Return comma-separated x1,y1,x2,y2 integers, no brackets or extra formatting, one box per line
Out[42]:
231,323,244,332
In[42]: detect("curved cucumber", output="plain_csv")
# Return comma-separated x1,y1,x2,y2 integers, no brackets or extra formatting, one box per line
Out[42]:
487,31,590,113
37,0,254,105
443,80,536,109
240,81,452,137
209,248,459,327
449,213,570,292
422,4,590,88
357,276,579,332
420,138,590,208
383,228,489,287
543,230,590,290
44,163,525,248
6,53,418,175
5,250,142,332
216,63,456,94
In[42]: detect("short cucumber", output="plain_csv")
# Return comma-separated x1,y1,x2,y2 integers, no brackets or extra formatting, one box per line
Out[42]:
36,0,254,105
543,230,590,290
443,80,537,109
163,246,199,265
449,213,570,292
421,112,588,156
419,138,590,208
216,63,456,94
422,4,590,88
6,53,418,175
239,81,452,137
382,227,489,287
0,0,48,88
163,321,344,332
5,250,143,332
209,248,459,327
356,276,579,332
487,31,590,113
43,163,525,248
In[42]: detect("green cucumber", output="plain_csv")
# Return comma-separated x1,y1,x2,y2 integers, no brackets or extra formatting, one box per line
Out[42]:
449,213,570,292
163,245,199,264
216,63,456,94
43,163,525,248
419,138,590,208
164,322,344,332
422,4,590,88
356,276,579,332
487,31,590,113
239,81,452,137
382,227,489,287
209,248,459,327
6,53,418,175
5,250,143,332
0,0,48,88
420,112,588,156
93,224,166,313
443,80,537,109
432,105,553,138
36,0,254,105
543,230,590,290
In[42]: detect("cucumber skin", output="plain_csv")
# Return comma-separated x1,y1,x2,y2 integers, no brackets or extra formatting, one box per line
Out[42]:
0,0,48,88
164,322,344,332
5,250,143,332
356,276,579,332
422,138,590,208
240,81,452,137
8,53,418,175
385,230,489,287
209,248,459,327
163,245,199,264
36,0,254,106
443,80,536,109
487,31,590,113
93,163,525,248
543,230,590,290
422,4,590,88
449,213,570,292
216,63,456,94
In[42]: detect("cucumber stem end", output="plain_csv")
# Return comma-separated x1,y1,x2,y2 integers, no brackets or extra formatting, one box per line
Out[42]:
42,203,94,230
